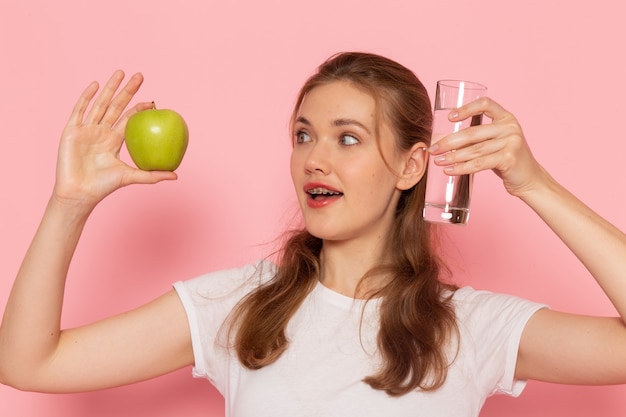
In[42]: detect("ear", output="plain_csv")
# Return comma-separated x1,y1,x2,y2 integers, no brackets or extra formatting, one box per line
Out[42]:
396,142,428,191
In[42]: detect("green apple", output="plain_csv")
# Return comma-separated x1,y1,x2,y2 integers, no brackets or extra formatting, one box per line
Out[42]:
125,103,189,171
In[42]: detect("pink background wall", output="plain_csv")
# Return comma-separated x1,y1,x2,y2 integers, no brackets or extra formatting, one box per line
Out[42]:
1,0,625,415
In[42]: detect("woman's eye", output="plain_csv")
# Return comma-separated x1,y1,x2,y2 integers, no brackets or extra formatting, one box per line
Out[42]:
295,130,310,144
340,135,359,146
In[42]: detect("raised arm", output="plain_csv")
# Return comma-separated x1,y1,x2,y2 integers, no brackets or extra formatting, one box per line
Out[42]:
429,97,626,385
0,71,193,392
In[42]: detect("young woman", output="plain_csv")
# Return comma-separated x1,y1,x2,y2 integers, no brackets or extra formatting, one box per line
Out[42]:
1,52,625,417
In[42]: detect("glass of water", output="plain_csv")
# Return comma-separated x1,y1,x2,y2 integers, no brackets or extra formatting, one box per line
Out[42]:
423,80,487,225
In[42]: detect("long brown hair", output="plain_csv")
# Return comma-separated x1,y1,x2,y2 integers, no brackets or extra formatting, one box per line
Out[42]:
228,52,458,396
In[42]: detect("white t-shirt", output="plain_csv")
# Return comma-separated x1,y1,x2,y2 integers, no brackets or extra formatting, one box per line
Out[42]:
173,260,546,417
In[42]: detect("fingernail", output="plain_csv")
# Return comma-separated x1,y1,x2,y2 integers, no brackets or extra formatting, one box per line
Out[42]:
434,155,446,163
448,111,459,120
428,144,439,153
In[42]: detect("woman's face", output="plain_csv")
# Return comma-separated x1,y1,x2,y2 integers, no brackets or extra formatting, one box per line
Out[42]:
290,80,410,246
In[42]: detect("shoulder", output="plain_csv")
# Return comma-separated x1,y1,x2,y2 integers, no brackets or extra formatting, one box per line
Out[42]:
173,259,277,306
451,286,547,333
452,286,545,312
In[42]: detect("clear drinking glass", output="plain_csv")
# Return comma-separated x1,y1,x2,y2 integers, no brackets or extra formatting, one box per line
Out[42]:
423,80,487,225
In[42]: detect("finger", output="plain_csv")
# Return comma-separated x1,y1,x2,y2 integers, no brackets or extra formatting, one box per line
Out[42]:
436,127,529,177
66,81,99,126
83,70,126,125
111,101,153,134
433,130,506,168
99,72,145,127
430,123,503,155
121,168,178,187
440,151,502,176
450,97,511,123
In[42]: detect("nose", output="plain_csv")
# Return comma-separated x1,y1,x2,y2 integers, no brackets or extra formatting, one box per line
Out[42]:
304,141,331,175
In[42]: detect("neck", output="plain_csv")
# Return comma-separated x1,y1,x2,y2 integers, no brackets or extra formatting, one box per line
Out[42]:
318,237,389,299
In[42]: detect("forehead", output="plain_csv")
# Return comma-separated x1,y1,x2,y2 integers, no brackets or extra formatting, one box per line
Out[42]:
297,81,377,125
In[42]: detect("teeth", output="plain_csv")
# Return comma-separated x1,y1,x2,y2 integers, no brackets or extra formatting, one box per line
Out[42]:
307,187,341,196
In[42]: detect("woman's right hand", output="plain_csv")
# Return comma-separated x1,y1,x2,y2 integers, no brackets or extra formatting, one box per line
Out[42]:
0,71,191,392
53,70,177,211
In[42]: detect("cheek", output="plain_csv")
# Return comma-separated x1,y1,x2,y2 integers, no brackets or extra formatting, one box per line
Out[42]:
289,151,299,180
290,151,308,195
351,166,396,200
369,170,402,204
369,164,398,186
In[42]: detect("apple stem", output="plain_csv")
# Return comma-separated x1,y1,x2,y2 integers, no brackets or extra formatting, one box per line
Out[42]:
151,101,156,110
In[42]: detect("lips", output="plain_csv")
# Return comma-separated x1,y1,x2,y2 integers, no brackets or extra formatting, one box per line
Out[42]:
303,183,343,208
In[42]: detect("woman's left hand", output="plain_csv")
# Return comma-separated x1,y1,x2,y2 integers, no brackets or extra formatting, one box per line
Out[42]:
428,97,544,198
430,98,626,387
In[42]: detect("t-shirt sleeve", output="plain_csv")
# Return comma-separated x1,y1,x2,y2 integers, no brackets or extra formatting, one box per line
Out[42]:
453,287,548,398
172,260,274,391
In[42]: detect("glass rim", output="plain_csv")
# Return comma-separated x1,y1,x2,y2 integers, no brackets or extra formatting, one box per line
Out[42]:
436,79,487,91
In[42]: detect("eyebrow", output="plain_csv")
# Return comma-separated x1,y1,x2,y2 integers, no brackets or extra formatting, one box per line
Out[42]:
295,116,371,134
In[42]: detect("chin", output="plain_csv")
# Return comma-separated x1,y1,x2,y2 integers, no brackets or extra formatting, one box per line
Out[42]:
303,226,328,240
303,225,347,242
